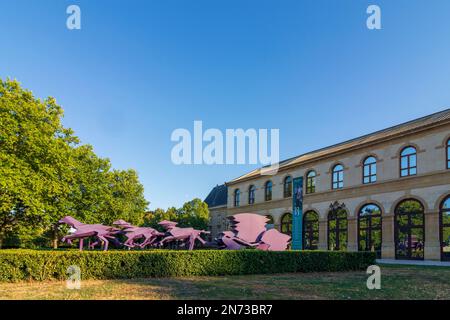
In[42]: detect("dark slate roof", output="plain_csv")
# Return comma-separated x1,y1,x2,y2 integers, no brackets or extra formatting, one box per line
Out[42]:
228,108,450,185
204,184,228,208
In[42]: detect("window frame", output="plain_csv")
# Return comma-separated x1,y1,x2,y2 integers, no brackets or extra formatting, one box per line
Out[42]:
303,211,319,250
327,208,348,251
357,203,382,258
447,139,450,170
280,213,292,235
264,181,273,201
234,189,240,207
331,164,344,190
440,196,450,261
400,146,417,177
248,185,255,205
306,170,316,194
283,176,292,198
362,156,377,184
394,199,425,260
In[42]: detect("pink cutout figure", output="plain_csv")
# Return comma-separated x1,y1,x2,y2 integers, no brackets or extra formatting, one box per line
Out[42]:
59,216,120,251
158,220,210,250
113,220,164,249
217,213,291,251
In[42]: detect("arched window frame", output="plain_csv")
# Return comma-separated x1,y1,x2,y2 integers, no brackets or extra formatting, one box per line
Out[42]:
305,170,316,194
363,156,377,184
303,211,319,250
234,189,240,207
357,203,382,258
327,207,347,250
446,139,450,169
394,199,425,260
280,213,292,234
331,164,344,190
248,185,256,205
400,146,417,177
283,176,292,198
440,195,450,261
264,181,272,201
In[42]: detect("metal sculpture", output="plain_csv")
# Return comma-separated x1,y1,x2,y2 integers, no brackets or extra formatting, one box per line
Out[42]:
59,216,121,251
113,219,164,249
217,213,291,251
59,213,287,252
158,220,210,250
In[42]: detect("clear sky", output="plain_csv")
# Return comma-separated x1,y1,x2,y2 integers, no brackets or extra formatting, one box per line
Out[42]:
1,0,450,209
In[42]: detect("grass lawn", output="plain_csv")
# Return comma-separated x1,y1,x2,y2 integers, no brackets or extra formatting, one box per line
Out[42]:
0,264,449,300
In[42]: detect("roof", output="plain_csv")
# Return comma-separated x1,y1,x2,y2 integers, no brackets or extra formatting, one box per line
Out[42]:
204,184,228,208
227,108,450,185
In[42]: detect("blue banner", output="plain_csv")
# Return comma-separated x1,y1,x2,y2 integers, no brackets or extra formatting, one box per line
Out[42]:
292,177,303,250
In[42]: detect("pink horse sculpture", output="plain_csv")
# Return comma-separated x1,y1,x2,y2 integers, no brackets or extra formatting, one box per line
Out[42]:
113,219,164,249
217,213,290,251
158,220,210,250
59,216,120,251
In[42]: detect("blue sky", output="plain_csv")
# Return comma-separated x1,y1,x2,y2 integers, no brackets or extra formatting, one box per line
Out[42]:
1,0,450,209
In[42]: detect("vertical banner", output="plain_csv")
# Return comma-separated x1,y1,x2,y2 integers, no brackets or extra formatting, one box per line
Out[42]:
292,177,303,250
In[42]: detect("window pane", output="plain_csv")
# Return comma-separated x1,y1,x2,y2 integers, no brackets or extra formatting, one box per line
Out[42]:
401,157,408,169
402,147,416,156
409,155,417,167
364,166,370,176
339,232,347,250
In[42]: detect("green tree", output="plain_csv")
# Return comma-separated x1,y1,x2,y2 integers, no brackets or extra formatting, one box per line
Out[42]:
0,79,76,247
144,198,209,231
0,79,149,248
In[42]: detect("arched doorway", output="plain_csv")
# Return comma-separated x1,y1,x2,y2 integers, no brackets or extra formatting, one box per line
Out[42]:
280,213,292,235
440,196,450,261
358,204,382,258
328,207,347,251
303,211,319,250
395,199,425,260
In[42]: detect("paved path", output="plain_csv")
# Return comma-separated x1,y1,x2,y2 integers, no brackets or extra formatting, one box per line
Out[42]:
377,259,450,267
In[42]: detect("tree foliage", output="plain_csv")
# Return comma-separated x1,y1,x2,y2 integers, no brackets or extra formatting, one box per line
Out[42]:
0,79,149,247
144,198,210,231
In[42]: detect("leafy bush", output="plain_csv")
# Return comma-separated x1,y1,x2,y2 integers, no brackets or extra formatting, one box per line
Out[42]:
0,249,376,282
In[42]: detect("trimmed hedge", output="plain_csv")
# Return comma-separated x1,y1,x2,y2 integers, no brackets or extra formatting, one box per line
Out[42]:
0,249,376,282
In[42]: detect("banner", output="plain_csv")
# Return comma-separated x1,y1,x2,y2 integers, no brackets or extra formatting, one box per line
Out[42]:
292,177,303,250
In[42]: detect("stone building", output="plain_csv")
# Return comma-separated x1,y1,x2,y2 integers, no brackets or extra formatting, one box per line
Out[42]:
206,109,450,261
204,184,228,241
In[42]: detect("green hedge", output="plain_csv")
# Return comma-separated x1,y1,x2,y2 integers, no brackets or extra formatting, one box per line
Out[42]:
0,249,376,282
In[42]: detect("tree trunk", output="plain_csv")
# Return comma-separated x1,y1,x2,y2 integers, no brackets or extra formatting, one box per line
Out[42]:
52,224,59,249
0,234,3,249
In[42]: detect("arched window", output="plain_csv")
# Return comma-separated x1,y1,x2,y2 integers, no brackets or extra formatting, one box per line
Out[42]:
358,204,382,258
248,185,256,205
363,156,377,184
280,213,292,234
400,146,417,177
440,196,450,261
303,211,319,250
447,139,450,169
332,164,344,190
283,176,292,198
265,215,275,230
306,170,316,194
234,189,240,207
265,181,272,201
328,208,347,251
395,199,424,260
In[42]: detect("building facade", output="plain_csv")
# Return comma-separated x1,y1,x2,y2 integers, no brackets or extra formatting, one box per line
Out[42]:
207,109,450,261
